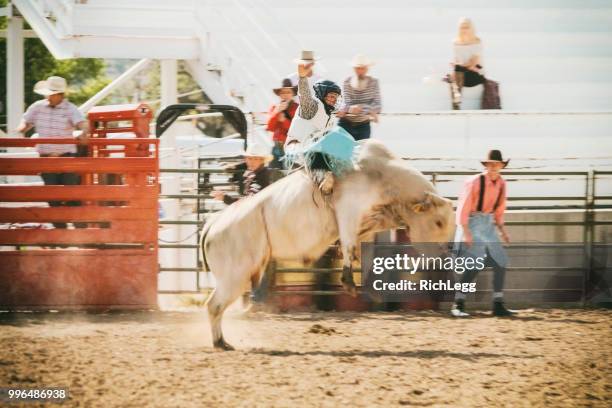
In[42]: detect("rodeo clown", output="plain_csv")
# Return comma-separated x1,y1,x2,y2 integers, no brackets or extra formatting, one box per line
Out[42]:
451,150,514,317
285,58,357,194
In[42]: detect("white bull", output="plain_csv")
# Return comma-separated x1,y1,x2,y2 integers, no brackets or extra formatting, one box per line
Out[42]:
200,140,454,350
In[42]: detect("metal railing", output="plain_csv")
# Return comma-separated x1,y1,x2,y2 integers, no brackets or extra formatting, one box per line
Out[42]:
157,167,612,302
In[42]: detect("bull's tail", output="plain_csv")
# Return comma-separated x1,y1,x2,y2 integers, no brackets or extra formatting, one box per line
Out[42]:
199,218,215,273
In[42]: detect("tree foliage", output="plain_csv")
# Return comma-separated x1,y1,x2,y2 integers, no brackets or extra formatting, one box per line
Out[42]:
0,1,223,136
0,0,109,129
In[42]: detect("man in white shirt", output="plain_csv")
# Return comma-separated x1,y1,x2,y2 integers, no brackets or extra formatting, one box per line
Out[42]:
16,76,89,228
17,76,89,155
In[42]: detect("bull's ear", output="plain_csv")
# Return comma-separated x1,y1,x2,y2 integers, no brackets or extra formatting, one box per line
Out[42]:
411,203,427,213
411,200,431,213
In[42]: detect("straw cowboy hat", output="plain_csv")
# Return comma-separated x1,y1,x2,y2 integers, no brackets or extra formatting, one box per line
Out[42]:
244,143,273,163
273,78,297,96
481,149,509,168
351,54,375,67
34,76,68,96
293,50,319,64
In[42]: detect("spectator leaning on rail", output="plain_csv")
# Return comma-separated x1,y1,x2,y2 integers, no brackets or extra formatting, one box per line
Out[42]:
337,54,381,141
211,143,272,205
448,18,486,110
267,78,299,168
451,150,513,318
16,76,89,229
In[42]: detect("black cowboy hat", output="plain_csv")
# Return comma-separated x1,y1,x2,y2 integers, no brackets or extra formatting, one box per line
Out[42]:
481,149,509,168
273,78,297,96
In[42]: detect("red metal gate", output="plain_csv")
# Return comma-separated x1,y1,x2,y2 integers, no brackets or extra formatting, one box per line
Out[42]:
0,137,159,309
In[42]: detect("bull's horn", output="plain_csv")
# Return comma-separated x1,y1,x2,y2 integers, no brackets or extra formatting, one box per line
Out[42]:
412,192,448,213
425,191,450,208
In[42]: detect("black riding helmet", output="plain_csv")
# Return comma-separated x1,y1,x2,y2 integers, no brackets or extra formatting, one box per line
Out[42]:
313,80,341,115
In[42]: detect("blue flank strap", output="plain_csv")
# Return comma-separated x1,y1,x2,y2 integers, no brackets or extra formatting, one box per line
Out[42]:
282,126,358,176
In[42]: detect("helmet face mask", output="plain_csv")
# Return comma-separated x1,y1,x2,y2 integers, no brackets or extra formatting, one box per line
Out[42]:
324,92,341,109
313,80,342,112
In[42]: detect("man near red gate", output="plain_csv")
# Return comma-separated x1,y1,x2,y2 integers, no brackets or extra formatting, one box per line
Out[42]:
451,150,514,317
16,76,89,229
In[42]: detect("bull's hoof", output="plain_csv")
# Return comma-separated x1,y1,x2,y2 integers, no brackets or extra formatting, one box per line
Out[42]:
213,338,235,351
366,290,383,303
341,280,358,298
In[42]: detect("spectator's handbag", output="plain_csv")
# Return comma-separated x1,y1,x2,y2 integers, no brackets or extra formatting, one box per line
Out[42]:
482,79,501,109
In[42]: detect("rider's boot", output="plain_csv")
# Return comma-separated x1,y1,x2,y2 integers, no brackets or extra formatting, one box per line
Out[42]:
319,171,335,195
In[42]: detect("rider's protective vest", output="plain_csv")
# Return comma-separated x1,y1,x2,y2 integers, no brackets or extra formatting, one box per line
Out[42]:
285,98,334,146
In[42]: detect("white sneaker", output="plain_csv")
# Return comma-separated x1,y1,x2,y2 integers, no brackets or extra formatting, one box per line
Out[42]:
450,300,470,317
450,308,470,317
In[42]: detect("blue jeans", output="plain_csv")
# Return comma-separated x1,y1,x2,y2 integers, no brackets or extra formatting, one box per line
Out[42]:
456,248,506,295
40,153,83,229
339,119,371,141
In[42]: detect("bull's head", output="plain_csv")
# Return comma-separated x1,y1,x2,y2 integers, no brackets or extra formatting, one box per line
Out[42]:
405,191,455,245
355,140,455,246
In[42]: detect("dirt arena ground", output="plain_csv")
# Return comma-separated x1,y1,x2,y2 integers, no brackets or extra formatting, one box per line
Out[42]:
1,308,610,407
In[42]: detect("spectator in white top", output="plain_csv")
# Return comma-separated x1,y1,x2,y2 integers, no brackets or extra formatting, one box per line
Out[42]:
16,76,89,228
449,18,486,110
287,50,322,90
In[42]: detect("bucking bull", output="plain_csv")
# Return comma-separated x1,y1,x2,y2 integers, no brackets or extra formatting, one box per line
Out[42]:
200,140,455,350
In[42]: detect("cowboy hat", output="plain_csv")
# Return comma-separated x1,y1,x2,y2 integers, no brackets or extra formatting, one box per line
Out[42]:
244,143,273,163
273,78,297,96
351,54,375,67
481,149,509,168
293,50,319,64
34,76,68,96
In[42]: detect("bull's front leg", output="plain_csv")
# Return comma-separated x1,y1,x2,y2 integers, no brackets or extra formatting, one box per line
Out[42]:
336,208,364,298
334,179,382,298
340,244,358,298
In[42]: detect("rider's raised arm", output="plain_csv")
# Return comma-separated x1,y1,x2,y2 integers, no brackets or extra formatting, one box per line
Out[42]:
297,77,318,120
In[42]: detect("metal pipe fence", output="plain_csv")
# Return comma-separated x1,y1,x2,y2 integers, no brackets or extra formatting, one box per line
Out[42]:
157,167,612,303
